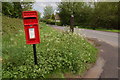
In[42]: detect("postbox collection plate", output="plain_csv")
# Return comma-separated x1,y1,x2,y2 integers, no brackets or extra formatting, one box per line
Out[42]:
29,28,35,39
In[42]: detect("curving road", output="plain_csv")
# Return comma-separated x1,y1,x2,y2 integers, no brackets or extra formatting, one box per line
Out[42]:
50,25,119,47
74,28,119,47
49,25,119,78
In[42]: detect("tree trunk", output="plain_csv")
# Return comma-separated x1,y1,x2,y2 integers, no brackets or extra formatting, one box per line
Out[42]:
70,15,74,33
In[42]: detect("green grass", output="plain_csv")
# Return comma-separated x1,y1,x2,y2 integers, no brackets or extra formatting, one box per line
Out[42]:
2,16,98,78
76,26,120,33
97,29,120,33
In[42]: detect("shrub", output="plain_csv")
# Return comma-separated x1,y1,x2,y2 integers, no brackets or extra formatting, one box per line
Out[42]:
40,19,62,26
55,22,62,26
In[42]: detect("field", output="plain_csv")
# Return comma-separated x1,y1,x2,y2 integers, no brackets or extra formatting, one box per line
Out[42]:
2,16,98,78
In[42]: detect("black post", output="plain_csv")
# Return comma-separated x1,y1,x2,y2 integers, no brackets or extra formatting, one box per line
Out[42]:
33,44,37,65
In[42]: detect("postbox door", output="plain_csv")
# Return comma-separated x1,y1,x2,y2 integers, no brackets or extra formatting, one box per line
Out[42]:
24,25,40,44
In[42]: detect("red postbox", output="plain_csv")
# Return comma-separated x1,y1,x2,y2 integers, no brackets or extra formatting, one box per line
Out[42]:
22,11,40,44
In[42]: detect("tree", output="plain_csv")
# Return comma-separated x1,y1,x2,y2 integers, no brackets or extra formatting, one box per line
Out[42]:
13,2,22,18
51,14,55,20
2,2,14,17
37,11,41,21
58,2,86,32
89,2,118,29
43,5,54,19
58,2,118,30
21,2,34,11
2,2,34,18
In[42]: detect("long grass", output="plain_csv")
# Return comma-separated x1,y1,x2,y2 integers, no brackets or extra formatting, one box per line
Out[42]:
2,16,98,78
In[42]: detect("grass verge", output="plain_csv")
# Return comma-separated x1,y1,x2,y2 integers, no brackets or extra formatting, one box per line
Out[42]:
76,26,120,33
2,16,98,78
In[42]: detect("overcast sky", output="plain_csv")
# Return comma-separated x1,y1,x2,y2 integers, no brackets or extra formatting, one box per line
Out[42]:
32,0,62,18
32,0,99,18
32,2,60,17
32,0,117,17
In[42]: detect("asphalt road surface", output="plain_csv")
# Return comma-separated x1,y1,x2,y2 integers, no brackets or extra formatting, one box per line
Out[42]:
50,25,118,47
50,25,119,78
75,28,119,47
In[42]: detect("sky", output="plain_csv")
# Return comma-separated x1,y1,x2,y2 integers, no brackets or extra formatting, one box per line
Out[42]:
32,0,118,17
32,2,59,18
32,0,97,18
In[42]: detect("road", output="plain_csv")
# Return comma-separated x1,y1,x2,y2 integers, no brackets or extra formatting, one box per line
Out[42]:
50,25,118,47
75,28,119,47
49,25,119,78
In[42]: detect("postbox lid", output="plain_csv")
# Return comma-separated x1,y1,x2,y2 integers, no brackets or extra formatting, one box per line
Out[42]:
22,11,38,18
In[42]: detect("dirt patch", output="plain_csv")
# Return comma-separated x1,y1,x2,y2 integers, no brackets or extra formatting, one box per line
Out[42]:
86,38,101,47
83,57,105,78
64,73,81,78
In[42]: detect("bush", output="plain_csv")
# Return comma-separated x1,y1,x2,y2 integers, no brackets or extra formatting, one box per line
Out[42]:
55,22,62,26
40,19,62,26
40,19,47,23
40,19,55,25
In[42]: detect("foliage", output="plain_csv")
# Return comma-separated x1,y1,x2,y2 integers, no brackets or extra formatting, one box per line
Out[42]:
46,19,55,24
36,10,41,21
41,19,62,26
55,22,62,26
2,2,14,17
13,2,23,18
2,2,34,18
93,2,118,29
2,16,98,78
58,2,71,25
51,14,55,20
40,19,55,25
21,2,34,11
43,5,54,19
58,2,118,30
76,26,120,33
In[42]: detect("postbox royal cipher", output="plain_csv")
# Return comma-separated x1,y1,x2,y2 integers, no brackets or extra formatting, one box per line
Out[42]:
22,11,40,44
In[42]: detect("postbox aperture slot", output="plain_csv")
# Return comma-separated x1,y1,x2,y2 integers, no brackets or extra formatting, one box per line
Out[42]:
24,17,36,19
24,18,38,25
